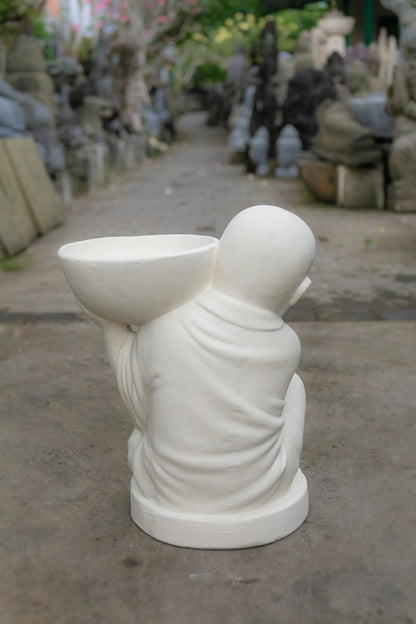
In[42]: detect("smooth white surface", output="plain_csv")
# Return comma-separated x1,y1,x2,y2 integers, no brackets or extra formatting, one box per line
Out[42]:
60,205,316,549
58,234,218,325
131,469,308,549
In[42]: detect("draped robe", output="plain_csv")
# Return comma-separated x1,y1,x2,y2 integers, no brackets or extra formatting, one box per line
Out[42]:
114,287,306,515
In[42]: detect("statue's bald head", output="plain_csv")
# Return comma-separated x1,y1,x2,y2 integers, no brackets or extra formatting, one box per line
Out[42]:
213,205,316,315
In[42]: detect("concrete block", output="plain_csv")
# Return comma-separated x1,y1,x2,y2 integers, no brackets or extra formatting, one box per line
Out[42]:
337,164,385,210
3,136,64,233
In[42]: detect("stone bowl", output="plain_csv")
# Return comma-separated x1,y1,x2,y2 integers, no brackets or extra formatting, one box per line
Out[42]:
58,234,218,325
318,13,355,36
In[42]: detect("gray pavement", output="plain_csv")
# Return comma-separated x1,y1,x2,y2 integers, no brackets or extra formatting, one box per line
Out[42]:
1,112,415,623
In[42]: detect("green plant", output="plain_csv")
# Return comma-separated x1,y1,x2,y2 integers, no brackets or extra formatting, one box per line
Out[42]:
0,255,29,271
0,0,44,36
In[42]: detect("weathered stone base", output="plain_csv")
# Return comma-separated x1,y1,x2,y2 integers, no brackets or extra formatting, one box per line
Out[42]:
66,142,109,195
297,152,336,203
67,134,146,195
387,181,416,213
337,164,385,210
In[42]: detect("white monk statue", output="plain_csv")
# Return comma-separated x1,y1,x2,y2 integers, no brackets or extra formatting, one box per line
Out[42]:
60,205,316,548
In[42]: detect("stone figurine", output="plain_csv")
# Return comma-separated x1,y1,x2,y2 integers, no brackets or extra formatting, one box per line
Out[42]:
312,100,382,167
283,68,336,149
249,21,278,143
275,124,302,178
59,205,316,549
386,59,416,211
6,35,55,119
345,59,370,98
381,0,416,61
249,126,270,176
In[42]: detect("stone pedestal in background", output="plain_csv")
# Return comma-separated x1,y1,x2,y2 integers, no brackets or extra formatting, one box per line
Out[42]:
66,143,109,195
337,164,385,210
297,151,336,203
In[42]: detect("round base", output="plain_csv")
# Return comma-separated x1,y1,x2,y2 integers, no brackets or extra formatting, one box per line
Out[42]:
130,470,308,549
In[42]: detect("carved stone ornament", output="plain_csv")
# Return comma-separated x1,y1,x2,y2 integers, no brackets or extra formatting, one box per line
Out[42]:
58,205,316,549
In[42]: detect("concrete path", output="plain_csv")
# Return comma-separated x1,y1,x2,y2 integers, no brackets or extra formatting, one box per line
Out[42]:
1,113,415,623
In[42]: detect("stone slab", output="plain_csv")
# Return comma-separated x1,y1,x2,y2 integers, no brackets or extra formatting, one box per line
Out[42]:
0,140,38,251
337,164,385,210
3,136,64,233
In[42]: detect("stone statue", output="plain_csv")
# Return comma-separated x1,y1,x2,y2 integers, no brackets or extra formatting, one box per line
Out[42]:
58,205,316,549
78,96,113,142
0,78,65,175
249,21,278,142
382,2,416,210
381,0,416,60
249,126,270,176
386,59,416,211
345,59,370,97
282,68,336,149
317,6,355,61
5,35,55,119
226,45,250,107
275,124,302,178
312,100,382,166
293,31,315,71
368,44,383,93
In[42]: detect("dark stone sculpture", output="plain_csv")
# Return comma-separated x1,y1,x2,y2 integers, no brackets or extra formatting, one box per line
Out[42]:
249,20,278,143
312,100,382,167
282,68,336,149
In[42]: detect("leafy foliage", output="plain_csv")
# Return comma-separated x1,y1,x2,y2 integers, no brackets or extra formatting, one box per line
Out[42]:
0,0,44,34
176,3,328,87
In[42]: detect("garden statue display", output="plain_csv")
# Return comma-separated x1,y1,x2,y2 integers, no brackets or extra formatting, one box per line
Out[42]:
59,205,316,549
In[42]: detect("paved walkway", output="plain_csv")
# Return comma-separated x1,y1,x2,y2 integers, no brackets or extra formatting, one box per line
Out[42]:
1,113,415,623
